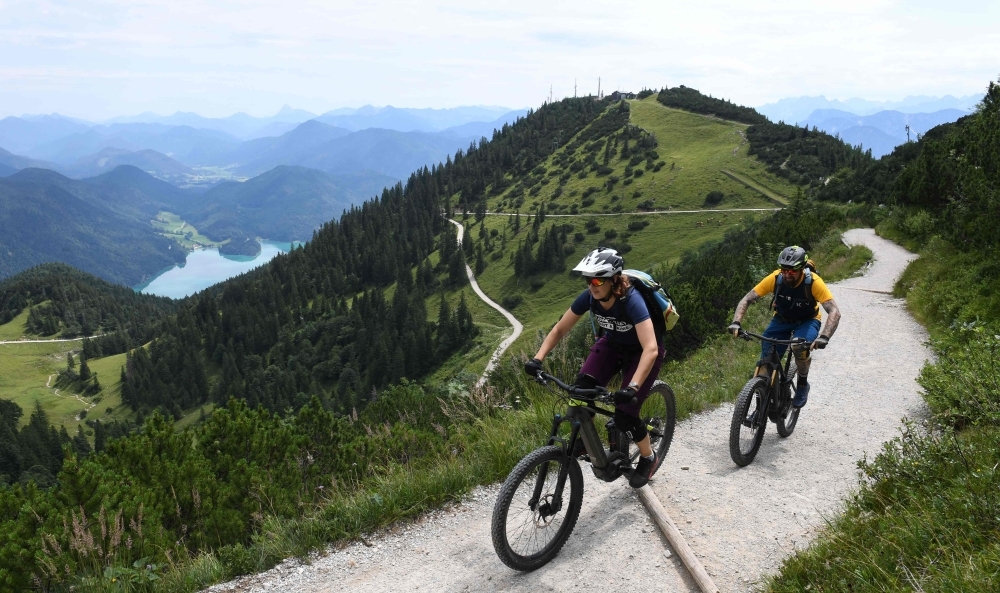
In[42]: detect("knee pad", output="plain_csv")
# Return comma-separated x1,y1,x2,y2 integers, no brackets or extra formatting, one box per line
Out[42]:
613,409,648,443
791,343,811,362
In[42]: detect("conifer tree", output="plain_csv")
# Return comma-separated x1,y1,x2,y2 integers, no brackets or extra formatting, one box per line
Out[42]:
79,356,91,382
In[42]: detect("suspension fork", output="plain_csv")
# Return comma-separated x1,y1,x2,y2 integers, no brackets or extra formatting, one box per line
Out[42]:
531,413,577,510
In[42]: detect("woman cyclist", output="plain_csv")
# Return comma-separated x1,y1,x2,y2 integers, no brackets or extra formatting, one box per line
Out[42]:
524,247,666,488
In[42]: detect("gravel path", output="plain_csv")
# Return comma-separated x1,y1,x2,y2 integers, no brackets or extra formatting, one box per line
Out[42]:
206,228,930,593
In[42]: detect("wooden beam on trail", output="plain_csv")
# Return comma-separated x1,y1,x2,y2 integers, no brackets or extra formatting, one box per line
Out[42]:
637,485,720,593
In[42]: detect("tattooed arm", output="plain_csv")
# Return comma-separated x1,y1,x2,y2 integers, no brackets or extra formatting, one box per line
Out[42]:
733,290,761,323
819,299,841,338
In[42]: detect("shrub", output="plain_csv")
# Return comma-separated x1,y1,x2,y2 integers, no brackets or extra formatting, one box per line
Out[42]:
637,200,655,210
628,220,650,231
596,166,614,176
604,229,618,239
704,190,724,206
574,232,585,242
501,295,523,310
581,197,595,207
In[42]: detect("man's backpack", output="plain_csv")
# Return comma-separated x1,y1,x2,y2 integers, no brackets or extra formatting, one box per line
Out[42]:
624,269,680,339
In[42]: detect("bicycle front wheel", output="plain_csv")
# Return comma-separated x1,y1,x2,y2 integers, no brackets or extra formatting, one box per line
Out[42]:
729,376,769,467
625,380,676,475
491,445,583,571
776,357,799,437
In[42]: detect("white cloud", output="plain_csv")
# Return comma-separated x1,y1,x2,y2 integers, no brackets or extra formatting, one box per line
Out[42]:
0,0,997,119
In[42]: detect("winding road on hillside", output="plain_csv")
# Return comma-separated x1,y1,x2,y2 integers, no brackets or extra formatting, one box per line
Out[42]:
446,218,523,386
207,229,931,593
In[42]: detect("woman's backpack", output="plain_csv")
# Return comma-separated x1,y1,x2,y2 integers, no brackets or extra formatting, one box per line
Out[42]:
623,269,680,340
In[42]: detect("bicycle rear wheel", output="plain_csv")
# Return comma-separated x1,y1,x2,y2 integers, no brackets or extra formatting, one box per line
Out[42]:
491,445,583,571
729,376,769,467
625,380,676,475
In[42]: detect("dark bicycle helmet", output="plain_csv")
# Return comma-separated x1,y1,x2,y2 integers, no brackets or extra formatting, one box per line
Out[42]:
777,245,808,270
572,247,623,278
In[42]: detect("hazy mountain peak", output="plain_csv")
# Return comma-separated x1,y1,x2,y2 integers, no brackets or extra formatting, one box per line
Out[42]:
759,93,983,125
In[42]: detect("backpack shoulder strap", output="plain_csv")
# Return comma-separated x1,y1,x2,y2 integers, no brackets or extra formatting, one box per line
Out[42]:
770,271,782,307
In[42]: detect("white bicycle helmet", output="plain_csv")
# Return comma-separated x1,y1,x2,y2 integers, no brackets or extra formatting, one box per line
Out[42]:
572,247,623,278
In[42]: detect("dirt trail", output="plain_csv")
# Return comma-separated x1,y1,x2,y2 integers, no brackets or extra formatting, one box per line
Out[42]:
207,228,930,593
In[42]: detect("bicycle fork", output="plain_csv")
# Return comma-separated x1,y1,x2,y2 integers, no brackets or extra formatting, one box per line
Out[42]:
531,406,612,513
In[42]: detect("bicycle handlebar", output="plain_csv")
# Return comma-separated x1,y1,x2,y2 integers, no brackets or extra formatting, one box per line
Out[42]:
738,329,807,346
534,371,616,404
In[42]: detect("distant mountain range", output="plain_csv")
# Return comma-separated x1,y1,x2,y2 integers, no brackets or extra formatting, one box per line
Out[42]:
0,167,187,285
800,108,969,158
0,163,396,283
189,166,395,247
0,106,527,188
314,105,523,133
757,94,982,126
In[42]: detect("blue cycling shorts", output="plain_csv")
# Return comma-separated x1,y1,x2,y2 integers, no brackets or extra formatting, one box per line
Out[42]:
760,317,821,360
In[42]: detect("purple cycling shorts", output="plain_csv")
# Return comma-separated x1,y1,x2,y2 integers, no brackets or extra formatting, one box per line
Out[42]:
578,334,666,417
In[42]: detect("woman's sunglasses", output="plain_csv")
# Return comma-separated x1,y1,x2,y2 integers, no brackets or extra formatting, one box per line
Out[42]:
584,277,607,287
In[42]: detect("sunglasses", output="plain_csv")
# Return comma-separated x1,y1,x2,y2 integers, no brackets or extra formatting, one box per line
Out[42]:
584,277,608,287
780,268,800,275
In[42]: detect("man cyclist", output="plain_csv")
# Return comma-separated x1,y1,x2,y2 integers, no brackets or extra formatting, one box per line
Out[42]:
727,246,841,408
524,247,666,488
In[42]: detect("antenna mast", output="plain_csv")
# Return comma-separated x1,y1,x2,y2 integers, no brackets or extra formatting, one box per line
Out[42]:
574,79,577,98
905,124,911,143
598,77,601,99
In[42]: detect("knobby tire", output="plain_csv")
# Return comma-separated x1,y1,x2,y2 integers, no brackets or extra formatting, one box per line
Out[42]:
776,357,799,437
491,445,584,571
624,380,676,475
729,375,769,467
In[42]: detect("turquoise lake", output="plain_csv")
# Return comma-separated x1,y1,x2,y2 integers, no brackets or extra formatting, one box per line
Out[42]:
135,240,296,299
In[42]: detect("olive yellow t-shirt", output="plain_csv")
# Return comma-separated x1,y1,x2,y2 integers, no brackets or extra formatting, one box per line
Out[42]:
752,270,834,321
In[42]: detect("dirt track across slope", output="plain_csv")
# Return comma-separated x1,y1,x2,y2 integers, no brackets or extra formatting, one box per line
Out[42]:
207,228,930,593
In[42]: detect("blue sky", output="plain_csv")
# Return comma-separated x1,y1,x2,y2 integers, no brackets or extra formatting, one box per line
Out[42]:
1,0,997,119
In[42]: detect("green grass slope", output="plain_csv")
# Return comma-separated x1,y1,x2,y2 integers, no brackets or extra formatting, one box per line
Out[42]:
448,97,800,359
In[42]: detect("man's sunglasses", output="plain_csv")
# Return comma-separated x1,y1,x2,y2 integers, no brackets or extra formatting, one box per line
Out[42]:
584,277,607,287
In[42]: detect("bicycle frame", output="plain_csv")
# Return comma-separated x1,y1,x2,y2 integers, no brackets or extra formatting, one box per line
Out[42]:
744,330,804,417
527,374,631,514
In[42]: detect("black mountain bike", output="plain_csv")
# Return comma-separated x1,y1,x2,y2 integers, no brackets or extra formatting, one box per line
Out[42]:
491,371,676,571
728,330,804,467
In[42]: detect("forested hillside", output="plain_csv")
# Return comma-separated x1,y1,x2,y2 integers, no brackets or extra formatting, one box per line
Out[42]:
187,166,396,255
0,170,186,285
